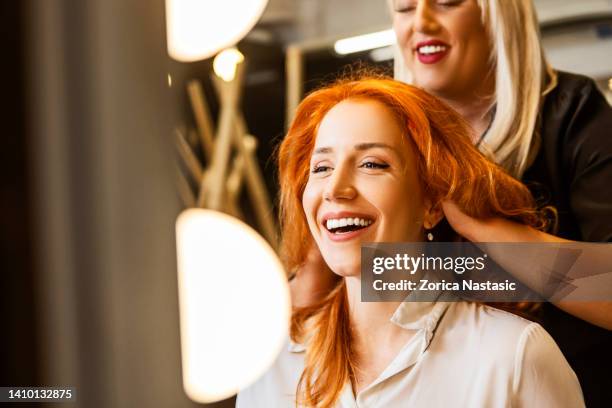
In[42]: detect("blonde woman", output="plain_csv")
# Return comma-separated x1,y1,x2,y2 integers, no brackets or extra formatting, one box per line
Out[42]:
389,1,612,406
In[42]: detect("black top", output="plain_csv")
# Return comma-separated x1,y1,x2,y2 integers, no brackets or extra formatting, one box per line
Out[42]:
522,71,612,408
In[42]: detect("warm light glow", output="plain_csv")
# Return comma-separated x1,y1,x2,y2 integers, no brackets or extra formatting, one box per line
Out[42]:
167,74,173,87
334,29,396,55
176,209,290,403
213,48,245,82
166,0,269,62
370,45,394,62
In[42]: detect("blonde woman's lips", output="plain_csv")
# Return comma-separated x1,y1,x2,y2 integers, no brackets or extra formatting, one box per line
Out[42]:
415,39,450,64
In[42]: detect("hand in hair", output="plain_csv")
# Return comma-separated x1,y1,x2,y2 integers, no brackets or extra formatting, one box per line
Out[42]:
442,200,612,330
290,246,339,308
441,200,560,243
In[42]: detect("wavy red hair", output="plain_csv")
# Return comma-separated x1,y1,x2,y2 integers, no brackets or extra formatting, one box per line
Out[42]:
277,76,550,407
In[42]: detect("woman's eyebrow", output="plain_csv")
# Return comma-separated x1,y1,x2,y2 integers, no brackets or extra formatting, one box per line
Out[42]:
312,143,398,155
354,142,396,152
313,143,397,154
313,146,333,154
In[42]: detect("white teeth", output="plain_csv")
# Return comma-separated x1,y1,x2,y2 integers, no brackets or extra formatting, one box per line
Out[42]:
418,45,447,55
325,217,373,232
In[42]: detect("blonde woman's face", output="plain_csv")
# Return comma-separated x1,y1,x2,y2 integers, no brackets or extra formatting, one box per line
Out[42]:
392,0,493,99
302,100,427,278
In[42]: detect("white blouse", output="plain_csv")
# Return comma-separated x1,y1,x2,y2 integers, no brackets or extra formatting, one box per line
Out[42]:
236,300,584,407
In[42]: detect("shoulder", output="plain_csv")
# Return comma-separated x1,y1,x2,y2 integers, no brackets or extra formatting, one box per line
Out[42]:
466,309,573,386
461,303,567,363
547,71,604,104
508,314,585,406
541,70,611,136
554,71,598,91
236,338,304,408
438,303,547,368
538,70,612,178
439,302,582,406
445,302,536,340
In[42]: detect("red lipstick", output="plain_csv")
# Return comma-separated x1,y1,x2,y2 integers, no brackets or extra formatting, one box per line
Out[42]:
415,39,450,64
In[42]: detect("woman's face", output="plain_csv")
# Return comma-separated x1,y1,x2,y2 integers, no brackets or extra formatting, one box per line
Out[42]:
392,0,493,99
302,99,427,277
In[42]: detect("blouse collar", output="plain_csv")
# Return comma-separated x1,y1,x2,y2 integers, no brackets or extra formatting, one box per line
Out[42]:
289,290,452,354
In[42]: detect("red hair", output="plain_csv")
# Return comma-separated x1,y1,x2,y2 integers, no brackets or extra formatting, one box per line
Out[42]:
277,76,550,407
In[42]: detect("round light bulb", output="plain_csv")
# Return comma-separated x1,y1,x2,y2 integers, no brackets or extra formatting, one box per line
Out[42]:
176,209,290,403
213,48,245,82
166,0,269,62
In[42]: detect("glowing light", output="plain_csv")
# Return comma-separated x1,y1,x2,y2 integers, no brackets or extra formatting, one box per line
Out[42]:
370,45,394,62
334,29,396,55
213,48,245,82
166,0,269,62
167,74,173,87
175,209,290,403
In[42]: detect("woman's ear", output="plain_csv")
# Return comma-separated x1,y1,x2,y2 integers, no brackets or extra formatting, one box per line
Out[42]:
423,200,445,229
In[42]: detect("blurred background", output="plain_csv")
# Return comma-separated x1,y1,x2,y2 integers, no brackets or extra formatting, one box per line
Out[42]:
1,0,611,407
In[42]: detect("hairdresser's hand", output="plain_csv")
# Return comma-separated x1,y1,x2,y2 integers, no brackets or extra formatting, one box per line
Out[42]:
441,200,558,243
289,246,338,308
440,200,486,242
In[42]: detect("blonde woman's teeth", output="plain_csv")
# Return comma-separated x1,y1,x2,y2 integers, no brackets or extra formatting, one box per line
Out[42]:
418,45,447,54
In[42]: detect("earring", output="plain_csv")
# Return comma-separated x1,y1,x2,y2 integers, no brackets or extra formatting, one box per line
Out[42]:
426,229,434,242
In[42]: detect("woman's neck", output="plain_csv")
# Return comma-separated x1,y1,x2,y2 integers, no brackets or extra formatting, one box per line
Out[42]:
441,94,493,143
431,71,496,143
344,277,411,352
344,276,415,393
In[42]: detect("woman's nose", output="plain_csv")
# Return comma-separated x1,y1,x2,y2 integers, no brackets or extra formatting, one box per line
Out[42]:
413,1,441,34
323,167,357,202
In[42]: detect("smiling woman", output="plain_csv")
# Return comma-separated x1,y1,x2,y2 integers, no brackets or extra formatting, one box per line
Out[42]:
235,76,584,407
302,99,427,274
392,0,494,108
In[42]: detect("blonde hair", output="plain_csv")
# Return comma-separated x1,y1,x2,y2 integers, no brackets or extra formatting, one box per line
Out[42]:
393,0,558,177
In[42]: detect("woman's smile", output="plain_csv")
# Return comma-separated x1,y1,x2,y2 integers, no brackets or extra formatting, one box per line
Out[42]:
320,211,376,242
414,39,450,64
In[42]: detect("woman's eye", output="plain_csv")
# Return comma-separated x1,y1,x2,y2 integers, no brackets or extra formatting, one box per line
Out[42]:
437,0,463,8
395,6,416,13
360,161,390,170
312,165,331,174
394,0,416,12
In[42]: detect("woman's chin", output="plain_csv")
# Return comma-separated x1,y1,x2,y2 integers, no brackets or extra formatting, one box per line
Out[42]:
328,264,361,278
413,73,453,97
320,247,362,278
